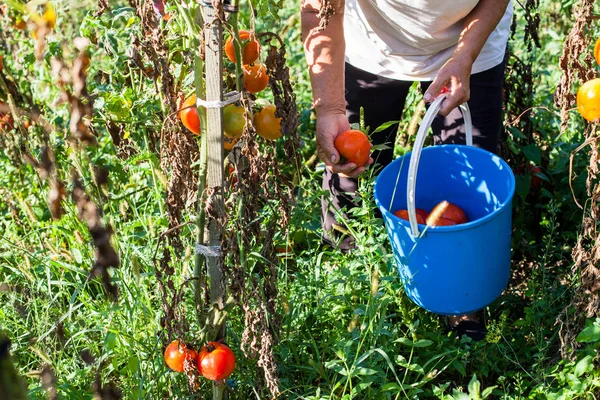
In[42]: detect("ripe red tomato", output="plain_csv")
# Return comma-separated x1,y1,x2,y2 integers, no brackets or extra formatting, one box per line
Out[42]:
334,130,371,166
515,163,543,189
392,209,426,224
244,64,269,93
179,94,201,135
275,243,294,258
426,201,468,225
254,105,282,140
197,342,236,381
223,104,245,138
577,78,600,122
225,30,261,65
428,216,457,227
164,340,198,373
530,165,542,189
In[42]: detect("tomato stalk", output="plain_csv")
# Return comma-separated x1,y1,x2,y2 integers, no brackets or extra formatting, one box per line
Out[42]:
227,0,244,94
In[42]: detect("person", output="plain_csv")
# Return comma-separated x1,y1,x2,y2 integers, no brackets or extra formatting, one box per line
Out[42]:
301,0,513,340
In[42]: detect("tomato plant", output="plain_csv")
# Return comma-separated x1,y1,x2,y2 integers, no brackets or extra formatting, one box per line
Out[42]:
197,342,236,381
243,63,269,93
223,104,245,138
254,105,282,140
164,340,198,373
426,201,468,225
334,130,371,166
225,30,261,65
178,94,201,135
576,78,600,122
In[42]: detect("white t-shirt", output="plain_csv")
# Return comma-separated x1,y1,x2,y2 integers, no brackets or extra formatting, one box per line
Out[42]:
344,0,513,80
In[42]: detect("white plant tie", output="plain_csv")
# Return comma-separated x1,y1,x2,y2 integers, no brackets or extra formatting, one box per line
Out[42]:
195,243,222,257
196,91,241,109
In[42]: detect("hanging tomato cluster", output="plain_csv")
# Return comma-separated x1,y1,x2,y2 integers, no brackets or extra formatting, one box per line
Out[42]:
224,29,282,141
163,340,236,382
576,37,600,122
176,29,282,144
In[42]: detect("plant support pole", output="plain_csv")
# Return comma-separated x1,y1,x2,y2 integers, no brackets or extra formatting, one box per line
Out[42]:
202,1,226,340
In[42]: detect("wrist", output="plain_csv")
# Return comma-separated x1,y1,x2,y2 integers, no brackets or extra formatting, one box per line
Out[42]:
315,101,346,118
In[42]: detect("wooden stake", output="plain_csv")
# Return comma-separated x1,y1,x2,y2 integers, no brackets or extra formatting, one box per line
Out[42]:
202,3,227,399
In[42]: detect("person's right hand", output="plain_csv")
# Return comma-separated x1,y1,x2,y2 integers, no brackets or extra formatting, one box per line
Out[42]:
316,113,373,179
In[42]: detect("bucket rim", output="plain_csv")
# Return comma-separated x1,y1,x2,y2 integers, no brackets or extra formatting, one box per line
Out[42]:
373,144,516,233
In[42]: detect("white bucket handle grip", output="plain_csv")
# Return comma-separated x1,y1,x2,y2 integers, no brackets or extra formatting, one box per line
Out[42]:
406,93,473,236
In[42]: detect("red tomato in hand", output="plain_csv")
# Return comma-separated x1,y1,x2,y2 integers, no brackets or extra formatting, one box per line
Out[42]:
225,30,261,65
393,209,426,224
426,201,468,225
164,340,198,373
254,105,282,140
197,342,236,381
179,94,201,135
334,130,371,166
243,64,269,93
223,104,245,138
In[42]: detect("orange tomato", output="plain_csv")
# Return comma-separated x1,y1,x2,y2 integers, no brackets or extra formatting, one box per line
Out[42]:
426,201,468,226
594,37,600,66
224,135,238,151
197,342,236,381
243,64,269,93
179,94,201,135
334,130,371,166
393,209,426,224
14,20,26,30
254,105,282,140
577,78,600,122
428,216,457,227
225,30,261,65
164,340,198,373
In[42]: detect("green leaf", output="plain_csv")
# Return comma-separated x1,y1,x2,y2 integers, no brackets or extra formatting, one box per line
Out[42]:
71,248,83,264
373,121,399,133
413,339,433,348
353,367,377,376
482,386,498,398
452,360,467,377
576,324,600,343
521,144,541,166
468,374,481,398
574,355,593,377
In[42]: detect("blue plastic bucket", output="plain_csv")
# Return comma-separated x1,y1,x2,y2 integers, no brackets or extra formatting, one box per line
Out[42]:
373,95,515,315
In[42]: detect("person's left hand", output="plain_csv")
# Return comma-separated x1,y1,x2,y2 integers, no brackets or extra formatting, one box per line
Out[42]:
423,56,474,116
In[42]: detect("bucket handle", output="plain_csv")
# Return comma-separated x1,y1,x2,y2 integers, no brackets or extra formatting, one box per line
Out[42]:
406,93,473,236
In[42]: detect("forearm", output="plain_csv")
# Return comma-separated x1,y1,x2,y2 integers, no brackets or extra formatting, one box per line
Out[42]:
301,0,346,117
454,0,510,64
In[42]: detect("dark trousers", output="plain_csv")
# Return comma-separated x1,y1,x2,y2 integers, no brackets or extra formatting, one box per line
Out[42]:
322,61,506,249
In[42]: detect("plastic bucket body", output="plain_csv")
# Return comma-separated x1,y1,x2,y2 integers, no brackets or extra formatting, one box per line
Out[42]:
373,145,515,315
